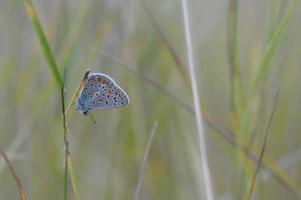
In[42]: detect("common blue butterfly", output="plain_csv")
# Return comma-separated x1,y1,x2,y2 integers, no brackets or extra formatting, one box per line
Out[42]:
76,71,130,115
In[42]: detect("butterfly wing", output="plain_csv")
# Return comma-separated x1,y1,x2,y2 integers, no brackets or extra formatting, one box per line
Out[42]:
78,73,130,110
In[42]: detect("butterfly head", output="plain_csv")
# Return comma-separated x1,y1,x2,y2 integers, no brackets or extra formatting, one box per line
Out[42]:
76,98,90,116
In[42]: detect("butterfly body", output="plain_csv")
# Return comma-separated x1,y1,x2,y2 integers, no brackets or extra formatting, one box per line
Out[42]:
76,72,130,115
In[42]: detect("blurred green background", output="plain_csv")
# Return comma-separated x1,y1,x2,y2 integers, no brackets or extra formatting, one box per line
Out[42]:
0,0,301,199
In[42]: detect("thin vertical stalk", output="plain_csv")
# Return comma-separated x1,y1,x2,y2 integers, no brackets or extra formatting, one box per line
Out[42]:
24,1,73,199
244,89,280,200
61,85,69,200
134,122,158,200
180,1,214,200
251,0,299,95
227,0,251,197
227,0,243,129
228,0,240,116
139,0,190,86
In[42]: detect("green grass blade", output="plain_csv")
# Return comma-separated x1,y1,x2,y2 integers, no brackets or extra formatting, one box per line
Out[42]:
262,0,281,46
251,0,299,95
58,0,92,68
24,0,63,87
139,0,190,87
68,153,81,200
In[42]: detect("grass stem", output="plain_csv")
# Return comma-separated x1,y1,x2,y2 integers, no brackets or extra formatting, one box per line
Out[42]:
180,0,214,199
244,89,280,200
134,122,158,200
23,1,78,199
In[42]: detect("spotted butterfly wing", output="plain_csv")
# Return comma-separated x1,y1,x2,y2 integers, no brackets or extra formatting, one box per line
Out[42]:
76,72,130,114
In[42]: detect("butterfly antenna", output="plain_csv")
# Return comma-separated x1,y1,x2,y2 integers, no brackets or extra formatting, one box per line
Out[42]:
88,112,97,128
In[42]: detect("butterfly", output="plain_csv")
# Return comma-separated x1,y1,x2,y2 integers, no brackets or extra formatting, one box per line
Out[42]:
76,71,130,115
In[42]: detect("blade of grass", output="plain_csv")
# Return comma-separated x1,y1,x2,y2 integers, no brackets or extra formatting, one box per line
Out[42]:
227,0,252,197
134,122,158,200
251,0,299,95
0,146,27,200
227,0,243,119
68,152,81,200
262,0,281,47
61,81,69,200
24,0,63,87
98,50,301,196
244,89,280,200
181,0,214,199
139,0,190,86
65,69,91,115
58,0,92,69
260,148,301,182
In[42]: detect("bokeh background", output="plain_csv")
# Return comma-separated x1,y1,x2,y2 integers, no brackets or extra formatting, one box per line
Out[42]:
0,0,301,199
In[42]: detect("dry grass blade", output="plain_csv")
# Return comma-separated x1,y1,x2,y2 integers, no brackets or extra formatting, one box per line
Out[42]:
245,89,280,200
181,0,214,199
139,0,190,86
0,146,27,200
134,122,158,200
68,152,81,200
65,69,91,115
251,0,299,95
